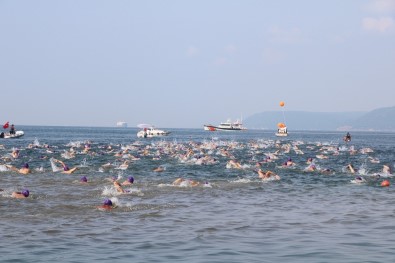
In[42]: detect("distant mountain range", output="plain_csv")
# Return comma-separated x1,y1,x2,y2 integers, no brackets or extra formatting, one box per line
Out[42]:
244,106,395,131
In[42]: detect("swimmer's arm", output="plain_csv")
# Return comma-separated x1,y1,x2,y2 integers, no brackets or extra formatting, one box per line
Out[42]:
5,165,18,171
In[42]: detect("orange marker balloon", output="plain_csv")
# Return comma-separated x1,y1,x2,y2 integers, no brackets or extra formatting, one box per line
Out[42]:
381,180,390,187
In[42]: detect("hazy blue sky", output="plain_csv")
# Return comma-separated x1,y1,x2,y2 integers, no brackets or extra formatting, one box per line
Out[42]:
1,0,394,128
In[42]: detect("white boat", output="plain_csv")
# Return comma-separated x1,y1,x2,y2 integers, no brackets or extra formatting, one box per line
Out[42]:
1,130,25,139
204,119,247,131
276,101,288,137
116,121,128,128
275,126,288,137
136,124,170,138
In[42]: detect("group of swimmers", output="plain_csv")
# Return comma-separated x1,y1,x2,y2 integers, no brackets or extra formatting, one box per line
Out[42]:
1,136,393,208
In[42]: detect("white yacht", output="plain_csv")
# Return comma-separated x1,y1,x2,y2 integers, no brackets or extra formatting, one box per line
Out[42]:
204,119,247,131
116,121,128,128
137,124,170,138
275,125,288,137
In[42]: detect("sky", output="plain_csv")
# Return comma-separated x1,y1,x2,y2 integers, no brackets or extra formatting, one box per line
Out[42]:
1,0,394,128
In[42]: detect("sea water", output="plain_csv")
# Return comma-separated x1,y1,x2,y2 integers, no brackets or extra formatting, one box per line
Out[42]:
1,126,394,263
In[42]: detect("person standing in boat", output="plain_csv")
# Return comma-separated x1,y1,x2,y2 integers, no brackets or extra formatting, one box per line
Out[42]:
344,132,351,142
10,124,15,135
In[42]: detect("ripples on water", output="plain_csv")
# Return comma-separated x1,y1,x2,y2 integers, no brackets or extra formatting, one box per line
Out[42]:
1,126,395,262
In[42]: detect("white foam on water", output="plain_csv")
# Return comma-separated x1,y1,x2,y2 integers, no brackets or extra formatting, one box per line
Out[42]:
0,165,9,172
49,158,63,172
232,178,252,184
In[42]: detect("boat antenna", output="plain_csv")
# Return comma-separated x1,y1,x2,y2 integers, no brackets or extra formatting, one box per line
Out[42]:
280,101,286,125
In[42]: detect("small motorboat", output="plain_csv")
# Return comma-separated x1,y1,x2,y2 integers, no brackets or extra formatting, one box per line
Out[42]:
136,124,170,138
276,101,288,137
203,125,217,131
1,130,25,139
275,123,288,137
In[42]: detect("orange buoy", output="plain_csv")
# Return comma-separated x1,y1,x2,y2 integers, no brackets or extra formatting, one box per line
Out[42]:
381,180,390,187
279,101,285,107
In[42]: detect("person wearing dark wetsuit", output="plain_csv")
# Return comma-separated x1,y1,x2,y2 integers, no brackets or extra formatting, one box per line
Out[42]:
10,124,15,135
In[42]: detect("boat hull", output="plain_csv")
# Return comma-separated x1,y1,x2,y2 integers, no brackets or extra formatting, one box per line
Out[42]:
204,124,246,131
216,127,245,131
276,127,288,137
2,131,24,139
137,130,170,138
204,125,217,131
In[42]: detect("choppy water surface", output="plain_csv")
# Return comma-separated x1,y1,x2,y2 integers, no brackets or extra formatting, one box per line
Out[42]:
1,126,395,262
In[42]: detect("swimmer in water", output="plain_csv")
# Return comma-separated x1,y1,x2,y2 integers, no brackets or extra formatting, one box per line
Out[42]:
283,158,295,167
12,189,29,199
382,164,392,175
80,176,88,184
153,166,164,172
117,160,129,170
113,181,126,193
352,176,366,184
83,144,91,154
227,159,242,169
320,168,333,175
203,181,212,188
6,163,31,175
258,169,280,180
346,164,356,174
122,176,134,186
305,163,317,172
97,199,114,210
53,159,78,174
172,178,200,187
11,149,20,159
